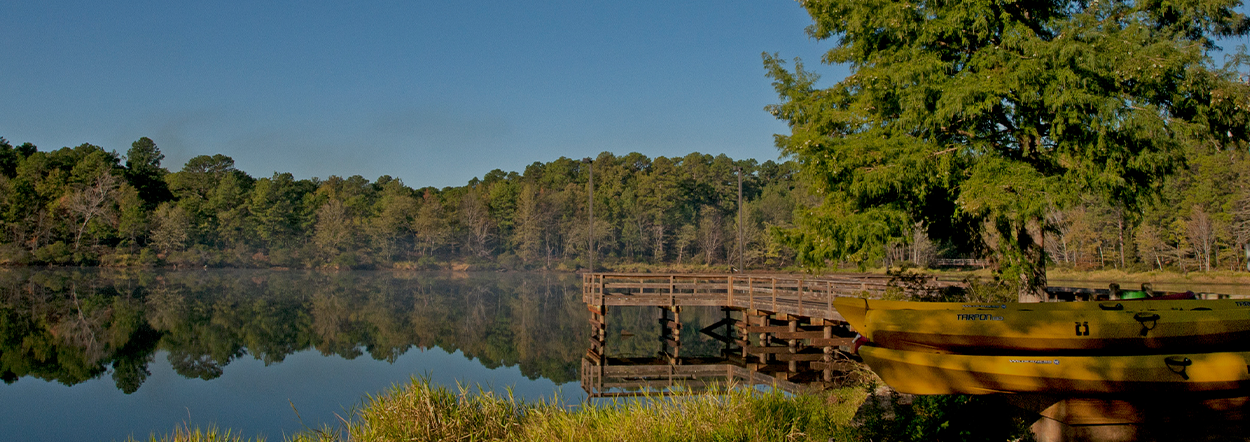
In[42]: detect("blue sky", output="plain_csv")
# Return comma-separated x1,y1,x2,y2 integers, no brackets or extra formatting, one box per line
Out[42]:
2,1,841,187
3,1,1245,188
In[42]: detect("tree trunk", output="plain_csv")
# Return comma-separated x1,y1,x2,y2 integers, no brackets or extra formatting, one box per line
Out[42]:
1018,220,1048,303
1117,213,1126,269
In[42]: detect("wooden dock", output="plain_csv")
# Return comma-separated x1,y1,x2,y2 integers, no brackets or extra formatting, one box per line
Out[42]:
582,272,956,321
580,272,939,396
579,273,1237,396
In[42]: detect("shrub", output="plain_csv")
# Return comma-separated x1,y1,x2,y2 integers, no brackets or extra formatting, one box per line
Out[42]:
33,242,73,264
0,243,32,265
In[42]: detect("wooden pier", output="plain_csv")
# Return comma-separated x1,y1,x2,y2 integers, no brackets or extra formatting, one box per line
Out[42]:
580,272,945,396
581,272,956,321
582,272,1250,440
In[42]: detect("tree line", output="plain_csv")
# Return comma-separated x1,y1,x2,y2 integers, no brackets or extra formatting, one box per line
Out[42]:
7,132,1250,274
1044,147,1250,273
0,137,804,270
1,134,1248,273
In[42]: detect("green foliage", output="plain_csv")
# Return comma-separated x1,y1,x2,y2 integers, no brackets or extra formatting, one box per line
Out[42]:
0,138,18,178
126,426,258,442
0,138,804,270
125,137,173,207
289,379,861,442
33,241,72,264
135,381,1046,442
766,0,1250,296
851,393,1034,442
1048,145,1250,272
0,243,31,265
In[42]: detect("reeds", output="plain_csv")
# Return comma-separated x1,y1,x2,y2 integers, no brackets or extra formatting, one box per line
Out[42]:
138,378,868,442
288,377,866,442
127,425,259,442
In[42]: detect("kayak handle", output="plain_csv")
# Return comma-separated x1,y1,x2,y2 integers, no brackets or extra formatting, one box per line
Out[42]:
1135,312,1161,321
1165,356,1192,380
1099,303,1124,311
1134,312,1160,336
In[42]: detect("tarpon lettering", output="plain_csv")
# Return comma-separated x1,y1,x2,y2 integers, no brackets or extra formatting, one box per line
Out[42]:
956,313,1004,321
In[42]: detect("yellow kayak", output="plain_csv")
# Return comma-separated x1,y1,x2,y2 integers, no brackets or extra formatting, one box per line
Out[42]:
834,298,1250,325
832,297,1250,354
863,307,1250,354
860,345,1250,395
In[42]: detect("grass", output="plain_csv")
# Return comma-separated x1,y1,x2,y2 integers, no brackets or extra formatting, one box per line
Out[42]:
128,377,1041,441
297,378,868,442
126,426,260,442
134,378,869,442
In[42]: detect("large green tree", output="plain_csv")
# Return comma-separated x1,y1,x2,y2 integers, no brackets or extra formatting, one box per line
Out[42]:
766,0,1249,300
124,137,172,208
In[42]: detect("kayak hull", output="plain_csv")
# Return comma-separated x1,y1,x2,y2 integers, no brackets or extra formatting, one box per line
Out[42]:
835,297,1250,314
866,308,1250,354
860,346,1250,395
831,297,1250,354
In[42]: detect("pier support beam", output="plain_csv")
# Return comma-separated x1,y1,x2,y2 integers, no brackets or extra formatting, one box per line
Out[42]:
659,306,681,364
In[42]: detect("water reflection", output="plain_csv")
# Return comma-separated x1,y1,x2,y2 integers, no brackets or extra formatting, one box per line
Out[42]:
580,305,863,397
0,269,587,394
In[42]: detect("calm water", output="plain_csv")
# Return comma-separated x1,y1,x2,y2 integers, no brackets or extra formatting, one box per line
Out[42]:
0,269,589,441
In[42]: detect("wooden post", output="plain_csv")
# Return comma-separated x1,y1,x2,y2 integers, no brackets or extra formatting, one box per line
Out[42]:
823,324,834,382
797,279,804,317
669,275,675,306
673,306,681,362
827,280,833,318
757,311,771,365
658,305,683,365
589,304,607,361
772,278,777,312
659,306,668,360
595,274,603,305
748,276,754,310
787,317,798,374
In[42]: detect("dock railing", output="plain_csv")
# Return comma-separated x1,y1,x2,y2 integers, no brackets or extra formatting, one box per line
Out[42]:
583,272,956,322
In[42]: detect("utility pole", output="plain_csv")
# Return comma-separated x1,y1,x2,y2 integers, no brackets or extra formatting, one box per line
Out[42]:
737,166,744,273
584,157,594,272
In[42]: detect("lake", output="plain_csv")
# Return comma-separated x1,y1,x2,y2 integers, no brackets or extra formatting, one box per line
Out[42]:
0,269,599,441
18,268,1238,440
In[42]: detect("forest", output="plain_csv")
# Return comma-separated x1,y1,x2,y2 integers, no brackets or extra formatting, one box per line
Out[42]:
0,136,1247,273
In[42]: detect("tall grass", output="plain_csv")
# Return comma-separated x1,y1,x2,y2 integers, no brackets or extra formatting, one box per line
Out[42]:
126,426,260,442
132,377,1038,441
283,377,867,442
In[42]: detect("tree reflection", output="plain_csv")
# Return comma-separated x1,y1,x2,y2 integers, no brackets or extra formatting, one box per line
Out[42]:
0,269,585,393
